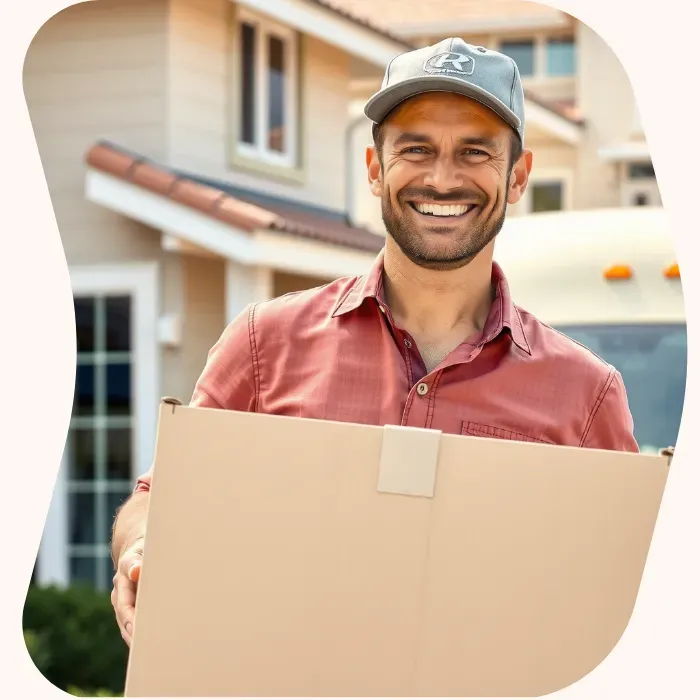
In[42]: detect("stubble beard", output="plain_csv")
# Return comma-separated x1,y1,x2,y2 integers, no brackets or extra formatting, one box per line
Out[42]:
381,186,508,272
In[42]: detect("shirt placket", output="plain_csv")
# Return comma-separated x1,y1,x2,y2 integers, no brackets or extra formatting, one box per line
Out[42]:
378,301,488,430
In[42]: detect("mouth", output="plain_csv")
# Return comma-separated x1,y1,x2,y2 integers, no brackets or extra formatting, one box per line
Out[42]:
408,202,478,219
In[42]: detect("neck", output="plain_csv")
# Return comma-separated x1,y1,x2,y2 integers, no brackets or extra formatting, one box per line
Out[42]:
382,238,495,338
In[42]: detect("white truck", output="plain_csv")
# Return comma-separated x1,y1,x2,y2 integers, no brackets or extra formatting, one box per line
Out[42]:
495,206,685,454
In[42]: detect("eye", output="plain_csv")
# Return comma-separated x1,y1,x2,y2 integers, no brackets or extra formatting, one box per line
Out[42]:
462,149,489,157
401,146,430,155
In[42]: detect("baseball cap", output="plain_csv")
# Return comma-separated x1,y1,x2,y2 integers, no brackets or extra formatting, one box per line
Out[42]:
364,38,525,142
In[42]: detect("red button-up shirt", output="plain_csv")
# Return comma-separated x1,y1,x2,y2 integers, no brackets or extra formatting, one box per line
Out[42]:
135,251,638,491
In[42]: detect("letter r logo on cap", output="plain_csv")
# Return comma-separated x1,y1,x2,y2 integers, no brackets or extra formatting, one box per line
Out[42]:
424,52,475,75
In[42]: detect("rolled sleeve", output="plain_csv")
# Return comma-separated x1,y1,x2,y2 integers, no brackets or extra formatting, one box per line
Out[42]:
134,304,259,492
581,369,639,453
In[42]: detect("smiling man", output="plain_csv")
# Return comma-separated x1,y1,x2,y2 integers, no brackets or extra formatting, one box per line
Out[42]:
110,38,639,646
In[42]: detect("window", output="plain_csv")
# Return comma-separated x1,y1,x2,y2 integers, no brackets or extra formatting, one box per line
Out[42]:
499,40,535,77
628,162,656,179
68,295,135,589
546,37,575,76
557,324,686,454
35,264,158,590
236,11,298,168
621,181,662,207
499,35,576,80
531,181,564,212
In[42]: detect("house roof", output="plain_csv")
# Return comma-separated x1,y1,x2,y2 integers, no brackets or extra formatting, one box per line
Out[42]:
326,0,569,36
85,141,385,254
309,0,415,49
523,91,584,126
339,0,582,127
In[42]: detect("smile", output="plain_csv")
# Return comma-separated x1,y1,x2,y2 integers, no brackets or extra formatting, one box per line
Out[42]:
408,202,477,218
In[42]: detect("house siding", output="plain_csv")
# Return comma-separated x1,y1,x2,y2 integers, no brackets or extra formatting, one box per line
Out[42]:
23,0,170,264
167,0,353,211
574,20,643,210
182,256,226,400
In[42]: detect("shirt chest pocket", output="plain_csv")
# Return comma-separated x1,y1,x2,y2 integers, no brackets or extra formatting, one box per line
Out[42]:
461,421,555,445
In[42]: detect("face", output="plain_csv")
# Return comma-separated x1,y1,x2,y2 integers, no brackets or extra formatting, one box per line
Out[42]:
366,92,532,270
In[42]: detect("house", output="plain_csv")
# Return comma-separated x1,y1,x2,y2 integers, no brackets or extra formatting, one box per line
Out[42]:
337,0,660,235
24,0,410,590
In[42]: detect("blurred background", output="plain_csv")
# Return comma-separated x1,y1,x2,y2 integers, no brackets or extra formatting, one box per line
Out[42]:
22,0,684,695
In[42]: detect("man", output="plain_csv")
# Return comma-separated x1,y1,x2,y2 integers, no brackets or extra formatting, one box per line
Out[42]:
110,38,638,646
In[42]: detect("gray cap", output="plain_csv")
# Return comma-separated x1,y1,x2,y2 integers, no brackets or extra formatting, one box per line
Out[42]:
364,37,525,141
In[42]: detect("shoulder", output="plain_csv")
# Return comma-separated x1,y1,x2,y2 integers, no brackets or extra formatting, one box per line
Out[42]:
516,305,616,385
516,306,638,451
251,275,360,331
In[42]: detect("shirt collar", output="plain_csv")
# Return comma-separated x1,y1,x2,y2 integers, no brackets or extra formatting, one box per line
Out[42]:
332,250,387,317
332,249,531,355
483,261,531,355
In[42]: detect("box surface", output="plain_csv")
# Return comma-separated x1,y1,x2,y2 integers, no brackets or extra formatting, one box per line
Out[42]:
125,401,670,697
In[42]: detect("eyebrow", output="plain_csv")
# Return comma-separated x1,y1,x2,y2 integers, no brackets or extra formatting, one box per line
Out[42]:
392,132,500,150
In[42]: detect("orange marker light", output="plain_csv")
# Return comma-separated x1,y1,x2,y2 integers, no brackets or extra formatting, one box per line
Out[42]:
604,264,633,280
664,262,680,279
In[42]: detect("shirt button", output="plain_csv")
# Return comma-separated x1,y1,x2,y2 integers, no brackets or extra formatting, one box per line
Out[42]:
404,338,412,348
417,382,429,396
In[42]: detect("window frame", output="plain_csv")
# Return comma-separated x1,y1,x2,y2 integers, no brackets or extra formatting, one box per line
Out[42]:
520,168,573,215
530,181,565,213
627,162,656,180
496,32,576,82
35,262,159,590
234,7,299,170
544,35,576,78
499,38,536,78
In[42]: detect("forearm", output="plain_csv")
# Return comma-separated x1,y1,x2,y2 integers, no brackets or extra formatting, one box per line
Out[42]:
111,490,150,566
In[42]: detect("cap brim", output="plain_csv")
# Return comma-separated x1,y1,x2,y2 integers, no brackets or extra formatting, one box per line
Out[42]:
364,75,522,135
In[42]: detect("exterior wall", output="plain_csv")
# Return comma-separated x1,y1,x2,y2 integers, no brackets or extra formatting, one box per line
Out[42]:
161,252,187,400
512,137,577,216
348,110,384,235
574,20,658,209
26,0,387,589
167,0,354,212
181,255,226,400
273,270,333,297
23,0,170,265
23,0,194,449
24,0,365,404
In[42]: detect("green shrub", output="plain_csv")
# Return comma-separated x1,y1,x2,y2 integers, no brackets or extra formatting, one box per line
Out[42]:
23,584,127,696
66,687,119,697
23,629,51,676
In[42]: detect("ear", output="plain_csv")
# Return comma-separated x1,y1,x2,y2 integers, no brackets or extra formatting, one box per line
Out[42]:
366,146,383,198
507,149,533,206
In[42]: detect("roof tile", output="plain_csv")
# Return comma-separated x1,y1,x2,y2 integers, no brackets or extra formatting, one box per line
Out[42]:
84,141,384,254
129,163,178,196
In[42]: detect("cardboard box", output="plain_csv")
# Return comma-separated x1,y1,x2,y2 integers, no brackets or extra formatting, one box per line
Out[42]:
125,398,671,697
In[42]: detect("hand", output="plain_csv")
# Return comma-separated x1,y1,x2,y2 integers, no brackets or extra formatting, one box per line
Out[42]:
111,537,144,647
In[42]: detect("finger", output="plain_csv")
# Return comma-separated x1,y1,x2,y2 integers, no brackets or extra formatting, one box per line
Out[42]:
128,561,141,583
119,624,133,648
118,550,143,578
114,573,137,635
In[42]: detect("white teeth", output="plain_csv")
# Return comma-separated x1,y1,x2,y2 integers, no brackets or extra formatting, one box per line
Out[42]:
415,203,469,217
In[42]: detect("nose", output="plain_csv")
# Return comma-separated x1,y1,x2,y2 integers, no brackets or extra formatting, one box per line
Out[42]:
423,154,464,192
